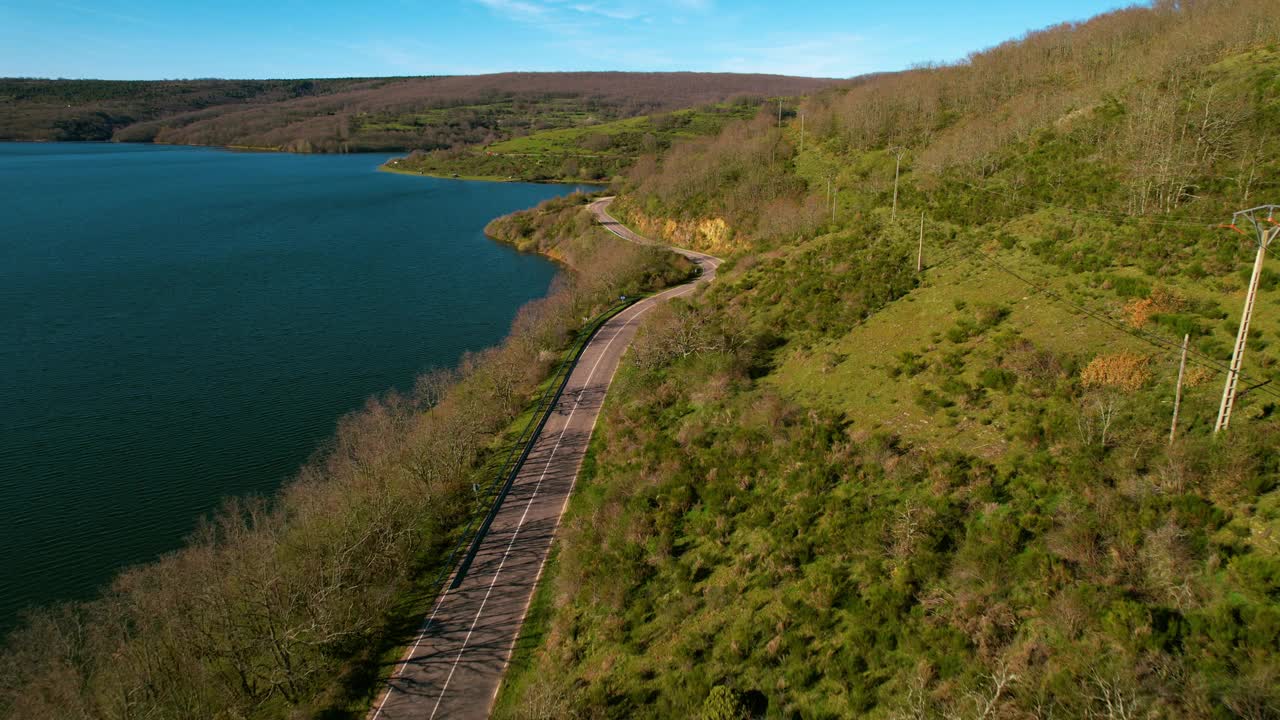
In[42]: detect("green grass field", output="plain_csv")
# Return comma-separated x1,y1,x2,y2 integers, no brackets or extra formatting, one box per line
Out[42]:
768,245,1263,457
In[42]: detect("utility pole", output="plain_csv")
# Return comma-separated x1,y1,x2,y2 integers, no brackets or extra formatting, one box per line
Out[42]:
1215,204,1279,433
889,146,907,222
917,212,925,273
1170,333,1189,444
777,99,782,128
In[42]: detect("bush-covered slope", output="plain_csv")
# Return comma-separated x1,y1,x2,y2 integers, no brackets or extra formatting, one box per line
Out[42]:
485,192,694,284
499,2,1280,718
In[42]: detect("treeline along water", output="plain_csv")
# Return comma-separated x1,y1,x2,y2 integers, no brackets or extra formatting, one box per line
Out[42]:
0,143,581,633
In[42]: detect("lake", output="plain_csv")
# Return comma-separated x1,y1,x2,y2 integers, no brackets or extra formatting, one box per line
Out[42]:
0,142,579,632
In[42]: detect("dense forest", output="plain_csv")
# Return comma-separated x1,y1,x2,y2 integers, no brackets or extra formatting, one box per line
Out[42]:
492,1,1280,718
0,73,835,152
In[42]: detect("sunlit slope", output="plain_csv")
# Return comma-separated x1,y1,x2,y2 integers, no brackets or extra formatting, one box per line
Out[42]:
385,101,765,181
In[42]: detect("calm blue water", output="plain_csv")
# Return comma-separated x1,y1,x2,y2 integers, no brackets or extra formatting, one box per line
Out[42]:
0,142,579,632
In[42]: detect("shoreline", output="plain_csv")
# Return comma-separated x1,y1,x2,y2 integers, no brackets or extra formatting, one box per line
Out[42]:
378,159,609,186
378,162,511,183
0,139,610,186
0,173,647,714
0,149,581,636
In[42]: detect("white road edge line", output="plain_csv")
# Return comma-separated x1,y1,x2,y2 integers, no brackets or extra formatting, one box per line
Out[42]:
486,283,699,713
428,296,656,718
483,207,714,712
369,303,635,720
371,200,713,720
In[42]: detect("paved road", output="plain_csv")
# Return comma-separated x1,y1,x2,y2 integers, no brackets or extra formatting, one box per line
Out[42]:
369,197,718,720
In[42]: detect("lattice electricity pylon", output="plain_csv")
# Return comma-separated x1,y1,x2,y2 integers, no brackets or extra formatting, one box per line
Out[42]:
1215,204,1280,432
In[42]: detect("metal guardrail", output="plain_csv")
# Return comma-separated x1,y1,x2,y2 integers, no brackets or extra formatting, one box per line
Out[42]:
417,296,638,600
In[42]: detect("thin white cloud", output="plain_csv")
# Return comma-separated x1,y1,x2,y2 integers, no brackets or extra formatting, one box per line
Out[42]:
667,0,712,11
715,33,873,77
569,3,644,21
551,34,678,68
364,42,430,71
336,39,506,76
471,0,709,28
49,0,162,29
473,0,549,21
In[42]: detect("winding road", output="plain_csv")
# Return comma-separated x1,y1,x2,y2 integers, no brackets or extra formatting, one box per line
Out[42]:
368,197,718,720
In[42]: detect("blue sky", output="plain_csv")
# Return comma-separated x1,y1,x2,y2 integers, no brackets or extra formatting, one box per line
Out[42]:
1,0,1137,80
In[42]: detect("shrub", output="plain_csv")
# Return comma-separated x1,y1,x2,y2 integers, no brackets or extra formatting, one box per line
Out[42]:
1108,276,1151,299
1081,352,1152,392
700,687,748,720
1124,286,1183,328
894,351,929,377
979,367,1018,391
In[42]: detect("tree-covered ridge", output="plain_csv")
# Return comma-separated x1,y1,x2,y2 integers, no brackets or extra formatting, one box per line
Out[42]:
0,73,836,152
496,1,1280,717
0,78,365,143
386,99,766,182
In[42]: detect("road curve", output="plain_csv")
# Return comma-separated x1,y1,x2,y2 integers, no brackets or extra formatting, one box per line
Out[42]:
368,197,718,720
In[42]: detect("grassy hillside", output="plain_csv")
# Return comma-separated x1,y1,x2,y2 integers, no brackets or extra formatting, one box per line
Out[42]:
498,2,1280,718
385,99,764,182
0,73,836,152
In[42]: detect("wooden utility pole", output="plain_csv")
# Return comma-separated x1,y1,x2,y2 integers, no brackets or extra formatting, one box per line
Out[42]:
1215,205,1279,433
917,212,925,273
889,146,907,222
1170,333,1189,444
826,176,835,222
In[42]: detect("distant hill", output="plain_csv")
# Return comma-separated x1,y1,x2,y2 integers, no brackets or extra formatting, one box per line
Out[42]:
0,73,838,152
385,98,768,183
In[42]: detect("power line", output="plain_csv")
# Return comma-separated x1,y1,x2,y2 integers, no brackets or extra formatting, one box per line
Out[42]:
813,165,1279,402
951,178,1226,227
1214,205,1279,431
949,178,1229,230
901,207,1280,399
925,239,1280,404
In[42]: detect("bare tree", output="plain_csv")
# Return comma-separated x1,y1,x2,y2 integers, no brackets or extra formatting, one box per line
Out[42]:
1085,671,1142,720
889,146,908,221
1077,392,1123,448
